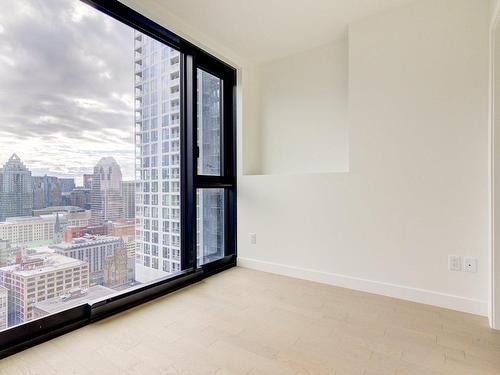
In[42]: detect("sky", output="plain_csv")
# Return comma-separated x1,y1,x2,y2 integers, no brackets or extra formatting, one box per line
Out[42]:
0,0,135,184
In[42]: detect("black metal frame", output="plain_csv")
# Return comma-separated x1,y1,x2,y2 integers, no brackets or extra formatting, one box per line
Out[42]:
0,0,237,359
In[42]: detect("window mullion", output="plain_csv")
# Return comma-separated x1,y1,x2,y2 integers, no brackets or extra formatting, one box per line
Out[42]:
181,53,196,271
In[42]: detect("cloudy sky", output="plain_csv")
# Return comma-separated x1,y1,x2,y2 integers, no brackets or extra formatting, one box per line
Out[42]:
0,0,135,183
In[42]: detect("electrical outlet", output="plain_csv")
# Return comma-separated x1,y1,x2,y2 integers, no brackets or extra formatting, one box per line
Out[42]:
448,255,462,272
249,233,257,245
464,257,477,273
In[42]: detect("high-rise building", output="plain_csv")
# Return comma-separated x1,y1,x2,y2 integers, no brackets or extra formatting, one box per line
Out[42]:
69,188,91,210
0,286,8,331
59,178,75,193
120,181,136,219
90,157,124,225
134,31,182,282
0,154,33,221
32,175,62,209
51,235,127,287
83,174,93,189
0,252,88,326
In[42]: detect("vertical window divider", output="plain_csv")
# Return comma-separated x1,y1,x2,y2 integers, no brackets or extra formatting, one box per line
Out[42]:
182,53,197,271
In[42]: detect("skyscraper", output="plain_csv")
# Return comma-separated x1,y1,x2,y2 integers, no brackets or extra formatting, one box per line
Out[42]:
83,174,93,189
32,175,62,209
134,31,181,282
0,154,33,221
120,181,136,219
59,178,75,193
90,157,124,224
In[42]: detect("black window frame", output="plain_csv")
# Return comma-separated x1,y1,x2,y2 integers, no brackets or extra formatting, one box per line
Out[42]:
0,0,237,358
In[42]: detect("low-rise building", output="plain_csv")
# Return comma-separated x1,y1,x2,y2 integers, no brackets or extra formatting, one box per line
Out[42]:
51,235,127,288
0,286,8,330
0,253,88,326
33,285,115,319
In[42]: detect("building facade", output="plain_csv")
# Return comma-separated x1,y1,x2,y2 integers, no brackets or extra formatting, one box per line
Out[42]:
32,175,62,210
0,286,8,330
134,31,182,282
69,188,91,210
120,181,135,219
0,154,33,221
51,235,127,287
0,211,90,245
59,178,75,193
90,157,124,225
0,252,88,325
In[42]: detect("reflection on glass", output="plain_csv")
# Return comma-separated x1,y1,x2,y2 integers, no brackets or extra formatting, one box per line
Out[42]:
197,69,222,176
197,189,224,266
0,0,182,331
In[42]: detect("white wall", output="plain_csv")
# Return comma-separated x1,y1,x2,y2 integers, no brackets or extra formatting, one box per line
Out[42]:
123,0,492,316
492,13,500,329
253,39,349,175
239,0,490,315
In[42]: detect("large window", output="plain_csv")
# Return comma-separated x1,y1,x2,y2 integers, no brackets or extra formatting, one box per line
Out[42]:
0,0,236,357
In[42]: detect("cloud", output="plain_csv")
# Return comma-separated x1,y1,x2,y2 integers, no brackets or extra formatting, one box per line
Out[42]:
0,0,135,179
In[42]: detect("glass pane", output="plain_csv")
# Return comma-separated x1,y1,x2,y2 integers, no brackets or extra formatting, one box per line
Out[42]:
197,189,224,266
0,0,183,331
197,69,222,176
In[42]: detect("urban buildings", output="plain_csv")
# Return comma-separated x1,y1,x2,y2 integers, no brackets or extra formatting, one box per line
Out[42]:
134,31,182,282
0,286,7,331
90,157,124,224
59,178,75,193
0,252,88,325
0,154,33,221
69,188,91,209
0,240,12,267
32,175,62,209
0,211,90,246
120,181,135,219
51,235,129,287
0,215,63,245
83,174,92,189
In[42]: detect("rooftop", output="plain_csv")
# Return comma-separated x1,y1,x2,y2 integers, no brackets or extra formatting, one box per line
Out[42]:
33,285,116,315
0,253,86,277
51,235,121,250
33,206,85,214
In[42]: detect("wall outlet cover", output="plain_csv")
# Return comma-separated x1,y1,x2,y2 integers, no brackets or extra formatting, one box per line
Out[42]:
463,257,477,273
250,233,257,245
448,255,462,272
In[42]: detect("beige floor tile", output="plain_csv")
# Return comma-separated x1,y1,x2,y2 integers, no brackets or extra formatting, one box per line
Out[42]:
0,267,498,375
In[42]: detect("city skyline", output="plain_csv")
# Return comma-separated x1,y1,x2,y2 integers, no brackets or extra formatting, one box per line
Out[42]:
0,0,135,181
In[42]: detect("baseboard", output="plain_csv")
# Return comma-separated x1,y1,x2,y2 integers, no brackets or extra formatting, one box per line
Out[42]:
238,257,488,316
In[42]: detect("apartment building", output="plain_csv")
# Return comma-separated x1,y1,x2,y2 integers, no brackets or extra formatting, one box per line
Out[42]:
0,154,33,221
0,211,90,246
51,235,127,287
0,253,88,325
0,286,7,331
120,181,135,219
134,31,182,282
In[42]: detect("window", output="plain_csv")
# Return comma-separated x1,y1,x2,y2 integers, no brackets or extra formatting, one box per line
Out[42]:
0,0,236,357
197,70,222,176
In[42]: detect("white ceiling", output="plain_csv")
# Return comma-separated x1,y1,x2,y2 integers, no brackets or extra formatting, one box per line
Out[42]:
124,0,417,64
